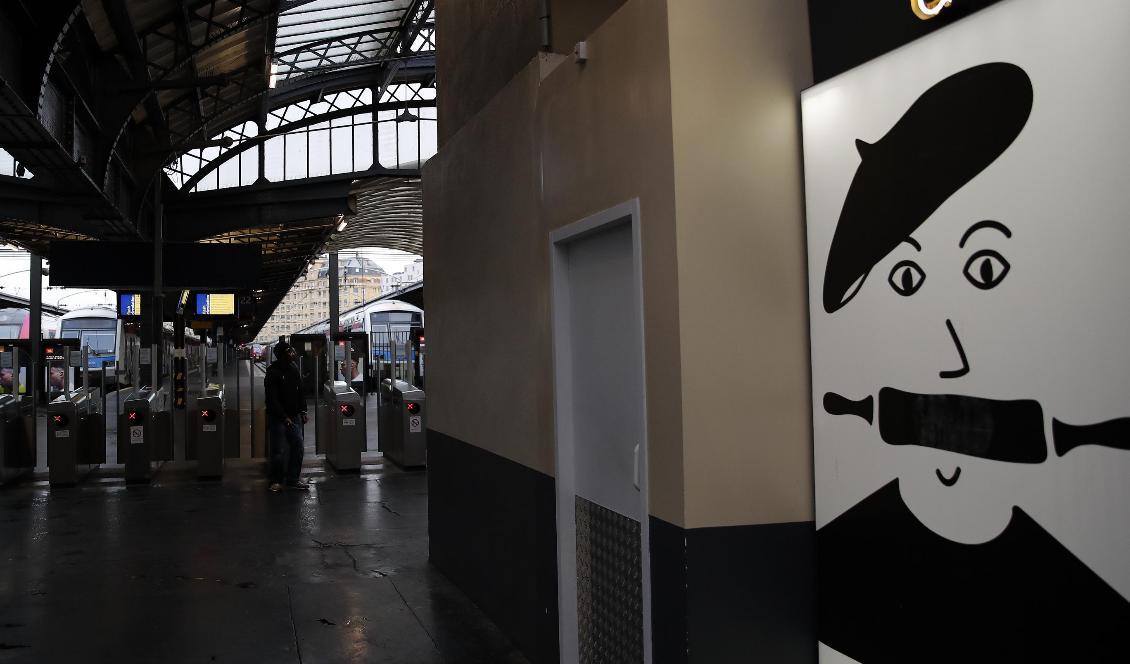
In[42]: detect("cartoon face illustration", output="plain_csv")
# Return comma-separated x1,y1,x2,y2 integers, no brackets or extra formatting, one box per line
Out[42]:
818,61,1130,543
802,2,1130,661
819,62,1053,543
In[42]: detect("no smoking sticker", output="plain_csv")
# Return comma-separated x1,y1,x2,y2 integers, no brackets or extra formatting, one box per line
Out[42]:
409,415,422,433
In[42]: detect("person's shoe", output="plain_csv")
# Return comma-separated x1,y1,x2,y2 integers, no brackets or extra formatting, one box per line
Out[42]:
286,481,310,491
269,483,284,492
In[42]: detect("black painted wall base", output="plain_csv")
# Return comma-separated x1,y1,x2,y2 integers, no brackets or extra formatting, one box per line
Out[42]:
427,429,815,664
427,429,560,664
651,518,817,664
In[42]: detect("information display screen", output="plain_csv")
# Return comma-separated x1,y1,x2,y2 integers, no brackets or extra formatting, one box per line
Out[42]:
118,293,142,317
195,293,235,316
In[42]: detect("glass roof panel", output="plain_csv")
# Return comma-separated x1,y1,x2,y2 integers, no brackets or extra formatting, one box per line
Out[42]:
273,0,413,82
0,148,34,180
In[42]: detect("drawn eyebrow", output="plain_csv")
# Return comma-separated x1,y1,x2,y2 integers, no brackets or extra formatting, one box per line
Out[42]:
902,237,922,251
960,220,1012,248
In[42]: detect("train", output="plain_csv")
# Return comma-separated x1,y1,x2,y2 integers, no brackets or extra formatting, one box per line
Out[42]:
295,299,423,365
0,307,59,340
57,306,203,389
0,308,60,394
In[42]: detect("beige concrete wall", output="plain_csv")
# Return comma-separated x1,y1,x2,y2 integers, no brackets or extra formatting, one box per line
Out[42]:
423,62,553,473
667,0,815,529
548,0,627,53
435,0,542,146
424,0,686,525
537,0,684,526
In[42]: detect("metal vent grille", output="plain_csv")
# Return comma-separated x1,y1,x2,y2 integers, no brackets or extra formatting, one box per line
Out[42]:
576,496,643,664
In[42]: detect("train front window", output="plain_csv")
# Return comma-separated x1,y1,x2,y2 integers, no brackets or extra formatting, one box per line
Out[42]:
371,312,421,330
81,332,115,355
61,318,116,354
62,318,115,332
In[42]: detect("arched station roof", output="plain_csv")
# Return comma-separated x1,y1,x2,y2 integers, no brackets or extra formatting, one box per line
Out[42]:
0,0,434,337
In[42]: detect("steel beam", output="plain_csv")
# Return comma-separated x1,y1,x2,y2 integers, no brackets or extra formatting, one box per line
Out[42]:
165,177,355,241
100,0,171,147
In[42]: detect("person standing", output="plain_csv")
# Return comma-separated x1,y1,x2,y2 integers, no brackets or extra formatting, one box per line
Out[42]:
264,342,309,491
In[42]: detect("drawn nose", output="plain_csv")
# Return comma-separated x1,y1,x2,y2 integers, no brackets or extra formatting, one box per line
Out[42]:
939,319,970,379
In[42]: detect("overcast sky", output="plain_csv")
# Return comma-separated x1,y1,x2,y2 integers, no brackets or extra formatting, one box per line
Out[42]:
0,246,421,310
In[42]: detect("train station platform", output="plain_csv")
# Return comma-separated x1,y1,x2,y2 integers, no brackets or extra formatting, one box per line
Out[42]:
0,460,528,663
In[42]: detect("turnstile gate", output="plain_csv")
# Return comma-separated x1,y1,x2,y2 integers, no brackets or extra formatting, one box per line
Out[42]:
186,384,227,479
121,387,172,483
0,340,35,484
0,393,33,484
378,379,426,468
317,381,364,472
47,389,104,485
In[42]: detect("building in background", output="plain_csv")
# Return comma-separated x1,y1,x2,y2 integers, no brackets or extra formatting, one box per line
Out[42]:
257,254,389,342
387,257,423,290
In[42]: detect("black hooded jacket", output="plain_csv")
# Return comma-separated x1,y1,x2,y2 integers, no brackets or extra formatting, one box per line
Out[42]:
264,358,306,420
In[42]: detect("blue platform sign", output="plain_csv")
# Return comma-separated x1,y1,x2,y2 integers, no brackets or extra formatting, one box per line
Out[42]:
118,293,141,317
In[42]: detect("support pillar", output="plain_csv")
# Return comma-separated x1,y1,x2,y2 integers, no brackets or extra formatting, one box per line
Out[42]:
29,254,42,426
327,251,339,377
152,182,164,390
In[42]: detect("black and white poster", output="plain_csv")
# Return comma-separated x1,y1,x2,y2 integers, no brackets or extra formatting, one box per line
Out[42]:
802,0,1130,661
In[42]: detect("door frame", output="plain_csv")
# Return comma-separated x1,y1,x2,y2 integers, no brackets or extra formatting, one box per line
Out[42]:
549,198,652,664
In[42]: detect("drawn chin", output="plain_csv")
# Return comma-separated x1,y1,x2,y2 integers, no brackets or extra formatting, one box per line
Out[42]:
936,466,962,487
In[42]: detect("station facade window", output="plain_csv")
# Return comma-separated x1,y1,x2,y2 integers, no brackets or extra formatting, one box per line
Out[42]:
264,88,374,182
377,83,437,169
163,81,436,191
164,121,259,191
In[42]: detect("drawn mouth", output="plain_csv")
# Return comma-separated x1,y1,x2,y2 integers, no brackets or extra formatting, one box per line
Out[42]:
935,467,961,486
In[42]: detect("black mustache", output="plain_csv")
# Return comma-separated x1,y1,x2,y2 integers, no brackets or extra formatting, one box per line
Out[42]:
879,388,1047,462
826,390,1130,460
824,392,873,424
823,388,1047,463
1053,418,1130,457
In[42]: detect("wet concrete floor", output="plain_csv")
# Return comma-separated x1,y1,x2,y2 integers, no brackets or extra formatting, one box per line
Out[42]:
0,460,529,663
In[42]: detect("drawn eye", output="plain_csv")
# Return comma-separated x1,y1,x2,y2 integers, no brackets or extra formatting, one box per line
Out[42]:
888,260,926,296
963,249,1010,290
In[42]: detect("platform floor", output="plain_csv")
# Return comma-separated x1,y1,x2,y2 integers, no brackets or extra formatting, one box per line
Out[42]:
0,460,529,663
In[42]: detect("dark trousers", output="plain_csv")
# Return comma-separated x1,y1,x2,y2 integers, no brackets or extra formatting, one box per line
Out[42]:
268,417,304,485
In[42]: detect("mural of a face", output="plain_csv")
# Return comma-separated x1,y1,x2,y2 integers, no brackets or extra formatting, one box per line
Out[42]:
803,1,1130,661
821,62,1047,545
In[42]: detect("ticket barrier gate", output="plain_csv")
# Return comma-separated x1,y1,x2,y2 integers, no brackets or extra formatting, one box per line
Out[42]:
186,385,226,480
0,393,33,484
47,389,104,486
378,380,427,468
316,381,364,472
331,332,369,401
120,387,173,483
0,339,34,484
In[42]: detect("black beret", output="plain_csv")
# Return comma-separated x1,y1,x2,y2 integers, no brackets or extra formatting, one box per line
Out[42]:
822,62,1033,313
273,342,293,360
